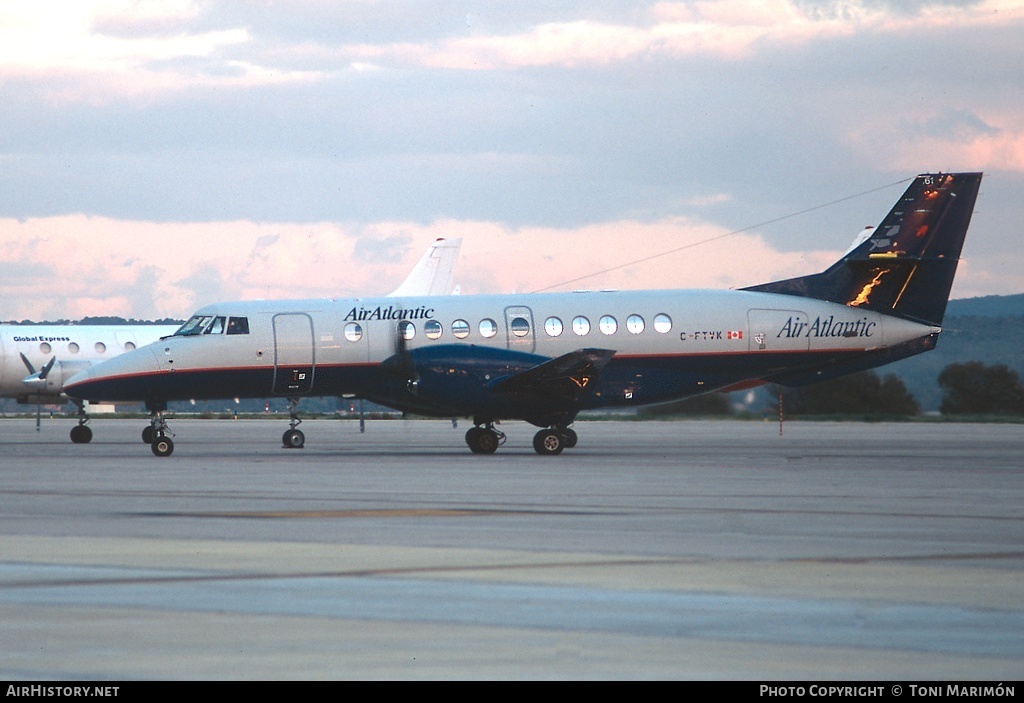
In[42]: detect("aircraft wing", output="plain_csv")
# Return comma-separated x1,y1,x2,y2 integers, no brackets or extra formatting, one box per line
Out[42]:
388,238,462,297
487,348,616,401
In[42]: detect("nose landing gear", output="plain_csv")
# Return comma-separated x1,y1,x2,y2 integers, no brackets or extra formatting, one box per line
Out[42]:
144,401,174,457
282,398,304,449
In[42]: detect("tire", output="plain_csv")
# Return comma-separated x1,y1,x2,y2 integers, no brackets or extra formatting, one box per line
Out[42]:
466,427,498,455
151,435,174,457
142,426,154,444
561,428,578,448
533,430,563,456
70,425,93,444
282,429,305,449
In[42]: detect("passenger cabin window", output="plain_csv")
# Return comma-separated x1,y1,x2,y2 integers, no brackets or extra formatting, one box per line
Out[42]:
627,314,645,334
226,317,249,335
544,317,563,337
344,322,362,342
572,316,590,336
654,313,672,333
452,319,470,339
95,342,106,353
599,315,617,335
479,319,497,338
425,320,443,340
398,320,416,340
510,317,530,337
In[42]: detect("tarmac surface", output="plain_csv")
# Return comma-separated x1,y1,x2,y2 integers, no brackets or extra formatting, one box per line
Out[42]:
0,416,1022,680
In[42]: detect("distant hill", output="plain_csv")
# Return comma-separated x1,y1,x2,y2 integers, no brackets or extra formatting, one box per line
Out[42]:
945,293,1024,317
887,294,1024,411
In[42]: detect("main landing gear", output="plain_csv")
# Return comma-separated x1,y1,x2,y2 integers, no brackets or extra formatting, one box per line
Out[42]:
464,419,578,456
531,427,577,456
465,421,505,454
282,398,304,449
143,402,174,457
69,399,92,444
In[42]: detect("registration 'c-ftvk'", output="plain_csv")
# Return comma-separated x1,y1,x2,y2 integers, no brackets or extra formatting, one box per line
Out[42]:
65,172,983,457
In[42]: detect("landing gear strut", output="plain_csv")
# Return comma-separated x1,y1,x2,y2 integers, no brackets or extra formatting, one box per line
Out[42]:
282,398,304,449
145,401,174,457
69,400,92,444
465,419,504,455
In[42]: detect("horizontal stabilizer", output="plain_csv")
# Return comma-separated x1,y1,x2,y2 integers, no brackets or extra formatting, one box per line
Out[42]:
488,348,616,401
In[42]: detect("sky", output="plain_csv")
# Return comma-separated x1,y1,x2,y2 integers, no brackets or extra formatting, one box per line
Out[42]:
2,0,1023,321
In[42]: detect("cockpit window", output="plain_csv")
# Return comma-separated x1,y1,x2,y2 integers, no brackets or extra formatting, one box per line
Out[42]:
204,316,226,334
175,315,213,336
227,317,249,335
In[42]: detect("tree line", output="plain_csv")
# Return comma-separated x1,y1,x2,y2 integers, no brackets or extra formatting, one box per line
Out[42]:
642,362,1024,418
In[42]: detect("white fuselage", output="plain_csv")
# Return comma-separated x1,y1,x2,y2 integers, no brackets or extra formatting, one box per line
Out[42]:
64,288,938,414
0,325,179,403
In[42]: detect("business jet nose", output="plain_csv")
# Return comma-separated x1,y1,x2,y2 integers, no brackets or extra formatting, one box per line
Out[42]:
64,346,161,402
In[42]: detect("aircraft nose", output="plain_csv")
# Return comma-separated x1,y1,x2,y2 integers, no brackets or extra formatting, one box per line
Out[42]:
64,346,161,402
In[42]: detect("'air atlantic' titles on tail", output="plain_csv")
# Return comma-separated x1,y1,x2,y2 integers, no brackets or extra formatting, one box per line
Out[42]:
64,172,983,456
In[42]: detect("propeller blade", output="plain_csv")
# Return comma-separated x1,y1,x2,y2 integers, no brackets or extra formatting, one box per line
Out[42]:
39,356,57,380
20,353,37,375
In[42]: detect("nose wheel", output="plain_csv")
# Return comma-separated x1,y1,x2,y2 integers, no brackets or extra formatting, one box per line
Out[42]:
282,428,305,448
282,398,305,449
69,400,93,444
144,404,174,457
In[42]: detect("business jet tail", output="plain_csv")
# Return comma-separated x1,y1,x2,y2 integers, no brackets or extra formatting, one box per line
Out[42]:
744,172,982,327
388,238,462,297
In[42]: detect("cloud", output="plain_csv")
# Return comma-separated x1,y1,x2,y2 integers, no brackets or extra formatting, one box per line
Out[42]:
0,212,849,320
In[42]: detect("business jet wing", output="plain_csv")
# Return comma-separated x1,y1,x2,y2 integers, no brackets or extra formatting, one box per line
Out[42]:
388,238,462,297
487,348,616,401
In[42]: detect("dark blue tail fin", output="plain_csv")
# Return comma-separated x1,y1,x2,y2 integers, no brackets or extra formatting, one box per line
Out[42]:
744,172,982,327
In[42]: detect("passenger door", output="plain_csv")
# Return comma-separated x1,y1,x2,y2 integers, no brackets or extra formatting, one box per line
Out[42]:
272,313,315,395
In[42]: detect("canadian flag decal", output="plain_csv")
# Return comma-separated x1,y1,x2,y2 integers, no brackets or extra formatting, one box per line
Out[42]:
727,330,743,340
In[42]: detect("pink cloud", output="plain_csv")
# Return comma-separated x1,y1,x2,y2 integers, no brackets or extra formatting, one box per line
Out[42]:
1,213,848,321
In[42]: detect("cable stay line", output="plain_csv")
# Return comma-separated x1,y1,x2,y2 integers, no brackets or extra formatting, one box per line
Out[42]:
529,177,913,293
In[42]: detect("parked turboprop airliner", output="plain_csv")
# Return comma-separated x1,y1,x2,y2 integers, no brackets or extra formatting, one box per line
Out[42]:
65,173,982,457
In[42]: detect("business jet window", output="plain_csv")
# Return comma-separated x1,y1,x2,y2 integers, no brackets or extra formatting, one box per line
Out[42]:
479,319,497,338
227,317,249,335
452,319,470,339
344,322,363,342
399,320,416,340
68,342,79,354
95,342,106,354
654,313,672,333
572,316,591,336
544,317,563,337
39,342,51,354
510,317,530,337
124,342,136,351
204,316,226,334
425,320,443,340
599,315,617,335
627,314,645,334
